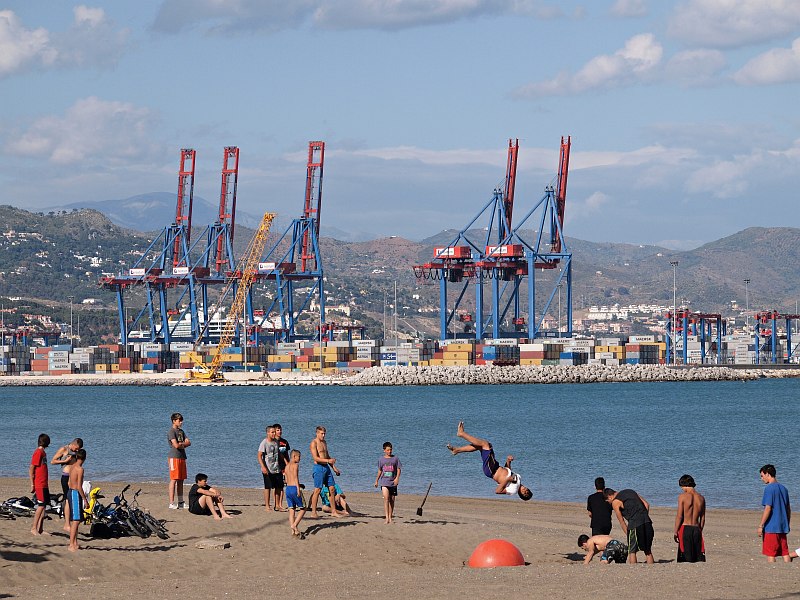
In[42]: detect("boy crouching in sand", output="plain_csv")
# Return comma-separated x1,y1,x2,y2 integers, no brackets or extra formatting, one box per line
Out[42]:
284,450,307,537
68,449,88,552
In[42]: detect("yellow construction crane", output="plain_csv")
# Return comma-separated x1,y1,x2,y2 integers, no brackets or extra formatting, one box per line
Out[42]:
186,212,276,382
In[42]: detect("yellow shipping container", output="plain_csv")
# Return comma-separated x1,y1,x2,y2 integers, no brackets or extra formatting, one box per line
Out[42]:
111,364,119,372
446,343,475,352
181,351,203,362
443,351,473,360
117,369,131,374
520,358,543,365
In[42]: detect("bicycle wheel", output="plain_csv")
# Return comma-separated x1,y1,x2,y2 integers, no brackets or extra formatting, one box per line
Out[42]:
125,512,150,538
142,513,170,539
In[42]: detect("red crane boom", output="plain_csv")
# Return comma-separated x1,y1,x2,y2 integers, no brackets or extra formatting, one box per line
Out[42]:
215,146,240,274
504,138,519,233
552,135,570,253
173,148,196,267
301,141,325,272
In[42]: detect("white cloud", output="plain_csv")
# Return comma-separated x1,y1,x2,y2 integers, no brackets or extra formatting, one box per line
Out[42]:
733,38,800,85
514,33,662,97
6,97,159,165
584,191,610,211
610,0,648,18
664,48,727,85
668,0,800,48
0,10,55,76
0,8,128,78
152,0,563,34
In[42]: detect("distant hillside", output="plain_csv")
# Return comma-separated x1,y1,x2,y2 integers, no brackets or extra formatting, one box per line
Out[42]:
1,204,798,342
52,192,264,231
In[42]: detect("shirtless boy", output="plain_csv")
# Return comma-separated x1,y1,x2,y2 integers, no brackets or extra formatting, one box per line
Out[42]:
674,474,706,562
284,449,307,537
52,437,83,532
577,534,629,564
309,426,342,518
447,421,532,500
67,449,88,552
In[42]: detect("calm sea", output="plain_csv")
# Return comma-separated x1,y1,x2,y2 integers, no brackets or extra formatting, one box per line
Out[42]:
1,379,797,509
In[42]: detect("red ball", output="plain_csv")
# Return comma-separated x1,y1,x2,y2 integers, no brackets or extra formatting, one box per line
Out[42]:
467,539,525,568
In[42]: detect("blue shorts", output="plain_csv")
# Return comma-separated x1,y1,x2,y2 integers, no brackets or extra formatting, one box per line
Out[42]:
480,446,499,479
69,489,84,522
286,485,304,510
313,464,334,489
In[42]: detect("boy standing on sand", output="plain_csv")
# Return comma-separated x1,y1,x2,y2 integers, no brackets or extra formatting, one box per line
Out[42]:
67,449,88,552
604,488,655,564
52,437,83,532
674,474,706,562
257,425,283,512
758,464,791,563
29,433,50,536
275,424,291,510
284,449,307,537
309,425,343,518
167,412,190,509
587,477,612,536
446,421,533,501
374,441,401,524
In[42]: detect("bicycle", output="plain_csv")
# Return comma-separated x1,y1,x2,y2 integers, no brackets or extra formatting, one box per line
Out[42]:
128,489,170,540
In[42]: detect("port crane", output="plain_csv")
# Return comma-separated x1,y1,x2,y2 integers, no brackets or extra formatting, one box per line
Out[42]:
665,310,725,364
253,141,326,342
186,212,276,382
754,310,800,364
414,137,572,341
100,148,199,344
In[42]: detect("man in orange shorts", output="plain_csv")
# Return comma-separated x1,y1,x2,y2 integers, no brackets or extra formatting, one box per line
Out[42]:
167,412,190,509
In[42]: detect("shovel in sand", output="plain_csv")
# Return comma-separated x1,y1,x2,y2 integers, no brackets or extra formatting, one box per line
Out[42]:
416,482,432,516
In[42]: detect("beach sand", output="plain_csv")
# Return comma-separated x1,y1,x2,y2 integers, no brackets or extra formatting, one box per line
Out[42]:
1,477,798,599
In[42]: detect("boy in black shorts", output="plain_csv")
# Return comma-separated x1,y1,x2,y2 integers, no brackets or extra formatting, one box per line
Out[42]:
189,473,233,520
604,487,655,564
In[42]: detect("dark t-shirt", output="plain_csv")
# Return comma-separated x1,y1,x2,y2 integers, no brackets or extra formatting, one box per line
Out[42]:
277,438,291,471
188,483,211,515
587,491,612,533
616,489,651,528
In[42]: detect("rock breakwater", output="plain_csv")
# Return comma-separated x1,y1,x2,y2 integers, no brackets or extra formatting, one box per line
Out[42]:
343,364,800,386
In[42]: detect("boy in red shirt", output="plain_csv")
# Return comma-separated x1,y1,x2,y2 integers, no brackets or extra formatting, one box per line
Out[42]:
29,433,51,536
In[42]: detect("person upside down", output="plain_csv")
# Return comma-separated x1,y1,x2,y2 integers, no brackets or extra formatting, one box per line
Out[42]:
447,421,532,501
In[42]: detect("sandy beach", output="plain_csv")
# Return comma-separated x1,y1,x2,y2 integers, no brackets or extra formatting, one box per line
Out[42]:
2,477,798,599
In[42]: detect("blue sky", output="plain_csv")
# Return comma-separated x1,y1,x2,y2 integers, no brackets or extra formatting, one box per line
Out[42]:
1,1,798,249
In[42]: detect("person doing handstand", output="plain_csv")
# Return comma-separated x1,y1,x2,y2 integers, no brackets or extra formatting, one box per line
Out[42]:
447,421,532,500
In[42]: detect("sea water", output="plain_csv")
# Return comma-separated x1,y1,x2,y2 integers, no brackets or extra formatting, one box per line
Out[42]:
1,379,797,509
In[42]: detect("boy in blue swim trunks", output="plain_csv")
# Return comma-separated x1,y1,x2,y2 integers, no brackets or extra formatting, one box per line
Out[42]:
67,449,88,552
284,449,307,537
309,425,343,518
447,421,533,501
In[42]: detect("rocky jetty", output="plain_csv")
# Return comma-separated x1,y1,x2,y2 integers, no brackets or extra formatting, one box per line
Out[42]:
342,364,800,386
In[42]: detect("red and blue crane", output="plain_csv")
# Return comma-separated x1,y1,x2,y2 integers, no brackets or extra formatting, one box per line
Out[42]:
253,141,327,342
414,137,572,340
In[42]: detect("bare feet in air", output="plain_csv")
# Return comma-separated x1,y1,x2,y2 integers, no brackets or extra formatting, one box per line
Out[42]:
446,443,457,455
457,421,465,437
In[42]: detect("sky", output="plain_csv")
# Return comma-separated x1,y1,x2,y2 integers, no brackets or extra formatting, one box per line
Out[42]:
0,0,798,249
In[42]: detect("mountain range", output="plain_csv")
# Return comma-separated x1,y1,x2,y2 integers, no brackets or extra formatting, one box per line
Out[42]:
1,203,797,343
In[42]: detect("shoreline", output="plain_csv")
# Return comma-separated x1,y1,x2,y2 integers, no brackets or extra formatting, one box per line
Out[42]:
1,477,797,599
0,363,799,386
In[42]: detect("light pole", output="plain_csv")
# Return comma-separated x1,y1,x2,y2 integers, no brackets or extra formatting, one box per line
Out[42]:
670,261,679,364
743,278,750,331
68,296,74,346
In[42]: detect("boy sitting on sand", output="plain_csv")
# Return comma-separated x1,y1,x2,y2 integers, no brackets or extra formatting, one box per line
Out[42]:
188,473,233,520
284,449,307,537
578,534,628,564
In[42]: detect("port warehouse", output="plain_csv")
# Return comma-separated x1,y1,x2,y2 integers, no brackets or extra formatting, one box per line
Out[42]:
0,334,787,376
